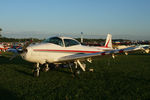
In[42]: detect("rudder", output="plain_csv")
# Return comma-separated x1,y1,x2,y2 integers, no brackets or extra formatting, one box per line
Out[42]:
104,34,112,48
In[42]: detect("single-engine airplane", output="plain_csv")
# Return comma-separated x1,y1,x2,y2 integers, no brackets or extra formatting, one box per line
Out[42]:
7,34,150,77
0,44,8,52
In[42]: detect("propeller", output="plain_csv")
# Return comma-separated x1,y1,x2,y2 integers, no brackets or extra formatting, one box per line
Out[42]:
8,39,33,61
22,39,33,51
9,53,18,61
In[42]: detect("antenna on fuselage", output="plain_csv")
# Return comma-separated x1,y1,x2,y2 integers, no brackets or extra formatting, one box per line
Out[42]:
81,32,83,43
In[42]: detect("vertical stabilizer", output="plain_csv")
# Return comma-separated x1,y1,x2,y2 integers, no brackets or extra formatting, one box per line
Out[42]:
104,34,112,48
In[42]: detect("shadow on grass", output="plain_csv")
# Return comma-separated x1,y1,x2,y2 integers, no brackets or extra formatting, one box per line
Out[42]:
15,69,33,77
0,56,10,64
0,55,23,64
56,68,72,74
127,76,150,82
0,87,19,100
0,55,33,69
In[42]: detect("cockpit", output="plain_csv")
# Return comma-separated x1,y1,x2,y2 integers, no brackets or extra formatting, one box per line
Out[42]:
42,37,81,47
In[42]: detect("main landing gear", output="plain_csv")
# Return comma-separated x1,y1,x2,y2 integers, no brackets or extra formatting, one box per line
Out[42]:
68,60,87,77
32,59,89,77
33,63,50,77
42,63,50,72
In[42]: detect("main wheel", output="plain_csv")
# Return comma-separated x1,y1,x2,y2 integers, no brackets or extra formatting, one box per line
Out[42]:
42,67,49,72
75,70,80,75
33,70,40,77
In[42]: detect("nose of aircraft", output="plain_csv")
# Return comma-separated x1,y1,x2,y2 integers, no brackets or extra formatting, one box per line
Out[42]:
21,44,32,59
20,49,28,59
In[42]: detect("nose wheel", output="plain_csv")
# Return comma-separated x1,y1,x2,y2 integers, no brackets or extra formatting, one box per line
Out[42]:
33,63,40,77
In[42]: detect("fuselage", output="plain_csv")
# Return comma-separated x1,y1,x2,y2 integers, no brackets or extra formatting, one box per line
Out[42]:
21,36,113,64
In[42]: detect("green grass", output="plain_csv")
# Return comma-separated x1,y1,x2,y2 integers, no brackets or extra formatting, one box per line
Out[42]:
0,52,150,100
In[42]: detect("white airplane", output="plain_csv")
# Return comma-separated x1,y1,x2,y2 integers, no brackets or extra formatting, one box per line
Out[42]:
0,44,8,52
115,44,150,55
0,44,4,51
8,34,150,77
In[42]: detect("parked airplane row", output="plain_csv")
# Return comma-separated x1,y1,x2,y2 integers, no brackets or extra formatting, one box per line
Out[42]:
6,34,150,77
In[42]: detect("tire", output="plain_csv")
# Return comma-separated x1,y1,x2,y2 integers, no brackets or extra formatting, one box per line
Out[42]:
33,70,39,77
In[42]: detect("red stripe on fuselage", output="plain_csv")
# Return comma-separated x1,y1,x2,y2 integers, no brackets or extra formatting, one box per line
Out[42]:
33,49,101,53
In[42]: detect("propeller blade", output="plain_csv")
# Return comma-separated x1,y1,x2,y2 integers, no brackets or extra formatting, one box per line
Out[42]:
23,39,33,50
9,54,18,61
7,48,18,53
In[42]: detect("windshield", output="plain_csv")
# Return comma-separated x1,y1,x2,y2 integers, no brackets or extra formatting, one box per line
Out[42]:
42,37,63,46
64,39,80,47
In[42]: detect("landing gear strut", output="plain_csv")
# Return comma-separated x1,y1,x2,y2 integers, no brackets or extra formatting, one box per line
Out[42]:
76,60,86,72
68,60,87,77
68,62,80,77
33,63,40,77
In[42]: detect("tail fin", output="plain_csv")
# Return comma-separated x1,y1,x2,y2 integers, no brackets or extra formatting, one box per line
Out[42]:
104,33,112,48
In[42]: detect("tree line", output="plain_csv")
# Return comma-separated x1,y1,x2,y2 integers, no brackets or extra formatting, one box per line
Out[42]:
0,37,41,42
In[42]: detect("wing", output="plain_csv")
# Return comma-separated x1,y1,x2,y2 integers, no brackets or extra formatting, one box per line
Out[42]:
58,45,150,62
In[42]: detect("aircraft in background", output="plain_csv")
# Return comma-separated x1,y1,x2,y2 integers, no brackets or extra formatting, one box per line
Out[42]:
7,34,150,77
114,44,150,55
0,44,4,51
0,44,8,52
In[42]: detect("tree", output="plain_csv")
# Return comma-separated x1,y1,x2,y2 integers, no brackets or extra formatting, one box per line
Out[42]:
0,28,2,38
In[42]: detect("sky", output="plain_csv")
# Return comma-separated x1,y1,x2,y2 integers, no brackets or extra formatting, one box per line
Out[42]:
0,0,150,40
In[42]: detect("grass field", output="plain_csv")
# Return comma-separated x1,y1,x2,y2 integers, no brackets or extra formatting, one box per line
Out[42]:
0,52,150,100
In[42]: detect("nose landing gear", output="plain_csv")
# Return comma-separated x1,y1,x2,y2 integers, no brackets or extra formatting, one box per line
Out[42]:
33,63,50,77
33,63,40,77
